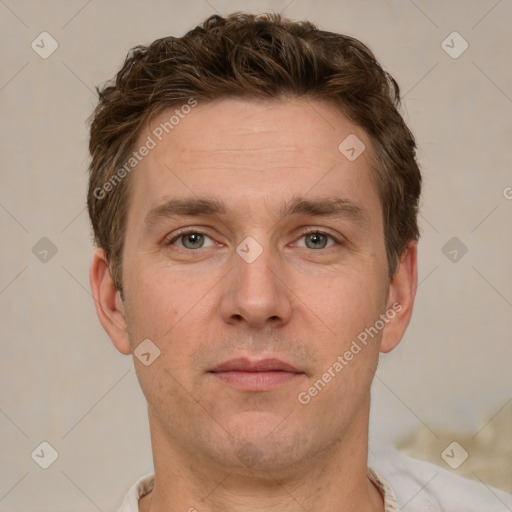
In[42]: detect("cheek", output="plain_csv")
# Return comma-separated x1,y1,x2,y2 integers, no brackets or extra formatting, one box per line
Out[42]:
122,267,206,417
296,272,384,417
298,264,387,337
122,264,191,348
122,261,222,380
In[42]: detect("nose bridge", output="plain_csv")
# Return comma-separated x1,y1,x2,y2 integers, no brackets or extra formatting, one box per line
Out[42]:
220,233,292,327
236,235,277,287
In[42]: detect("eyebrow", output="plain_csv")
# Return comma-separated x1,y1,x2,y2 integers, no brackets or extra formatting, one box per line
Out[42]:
143,195,369,229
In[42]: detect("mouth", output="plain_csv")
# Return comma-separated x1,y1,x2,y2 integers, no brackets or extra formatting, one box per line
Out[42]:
208,357,305,392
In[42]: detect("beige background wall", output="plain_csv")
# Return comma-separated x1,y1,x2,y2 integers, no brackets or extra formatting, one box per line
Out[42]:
1,0,511,510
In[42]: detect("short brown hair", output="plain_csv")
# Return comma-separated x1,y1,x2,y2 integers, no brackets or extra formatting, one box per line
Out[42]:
87,12,421,293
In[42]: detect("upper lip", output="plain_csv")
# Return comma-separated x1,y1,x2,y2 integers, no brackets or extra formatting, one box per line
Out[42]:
209,357,302,373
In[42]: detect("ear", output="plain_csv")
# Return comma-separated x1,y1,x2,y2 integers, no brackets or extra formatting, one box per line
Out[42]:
89,248,131,355
380,242,418,354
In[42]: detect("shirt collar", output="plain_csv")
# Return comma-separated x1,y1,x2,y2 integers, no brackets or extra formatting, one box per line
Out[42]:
118,469,398,512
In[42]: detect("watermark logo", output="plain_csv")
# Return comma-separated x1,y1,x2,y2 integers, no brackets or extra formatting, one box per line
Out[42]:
236,442,263,467
31,32,59,59
441,31,469,60
93,98,198,200
441,441,469,469
338,134,366,161
297,302,402,405
134,338,161,366
31,441,59,469
442,236,468,263
32,237,58,263
236,236,263,264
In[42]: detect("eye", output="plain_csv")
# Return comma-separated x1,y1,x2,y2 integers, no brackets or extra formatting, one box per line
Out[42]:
296,230,338,250
166,230,217,250
166,229,340,251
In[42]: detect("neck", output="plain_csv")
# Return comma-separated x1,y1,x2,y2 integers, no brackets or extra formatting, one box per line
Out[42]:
139,400,384,512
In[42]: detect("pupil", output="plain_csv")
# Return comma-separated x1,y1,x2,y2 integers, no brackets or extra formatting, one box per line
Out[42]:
307,233,326,249
185,233,203,248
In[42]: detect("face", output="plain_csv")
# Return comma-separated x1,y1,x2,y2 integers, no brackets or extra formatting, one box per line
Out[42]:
91,97,416,475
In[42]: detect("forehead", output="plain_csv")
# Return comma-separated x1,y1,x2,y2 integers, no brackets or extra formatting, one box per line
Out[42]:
127,97,381,223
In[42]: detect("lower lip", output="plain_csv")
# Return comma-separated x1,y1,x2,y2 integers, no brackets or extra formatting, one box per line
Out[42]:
210,371,302,391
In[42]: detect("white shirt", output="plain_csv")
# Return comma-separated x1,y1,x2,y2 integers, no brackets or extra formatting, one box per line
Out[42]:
117,448,512,511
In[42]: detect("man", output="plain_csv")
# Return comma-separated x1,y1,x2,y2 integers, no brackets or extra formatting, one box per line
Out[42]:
87,12,511,512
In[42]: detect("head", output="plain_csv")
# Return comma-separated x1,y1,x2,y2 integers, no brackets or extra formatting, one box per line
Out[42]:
88,13,420,476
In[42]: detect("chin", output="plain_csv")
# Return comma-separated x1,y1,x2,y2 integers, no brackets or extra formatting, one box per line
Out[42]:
207,413,318,475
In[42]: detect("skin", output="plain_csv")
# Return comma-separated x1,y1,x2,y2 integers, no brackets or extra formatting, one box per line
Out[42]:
90,97,417,512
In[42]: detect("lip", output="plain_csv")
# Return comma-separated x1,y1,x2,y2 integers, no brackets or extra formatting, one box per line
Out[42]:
208,357,304,391
210,357,301,373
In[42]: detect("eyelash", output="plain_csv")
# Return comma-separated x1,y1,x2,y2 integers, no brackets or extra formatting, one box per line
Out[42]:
165,228,342,249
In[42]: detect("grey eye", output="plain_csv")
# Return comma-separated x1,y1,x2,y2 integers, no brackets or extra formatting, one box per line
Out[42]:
180,233,206,249
304,232,330,249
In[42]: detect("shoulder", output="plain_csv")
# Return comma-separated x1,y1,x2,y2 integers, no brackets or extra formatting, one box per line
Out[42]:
369,444,512,511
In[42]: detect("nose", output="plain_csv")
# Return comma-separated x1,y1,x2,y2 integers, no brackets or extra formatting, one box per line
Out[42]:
219,240,293,329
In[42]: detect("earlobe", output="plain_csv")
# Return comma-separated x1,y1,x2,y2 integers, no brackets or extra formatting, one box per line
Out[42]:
380,242,418,354
89,249,132,355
